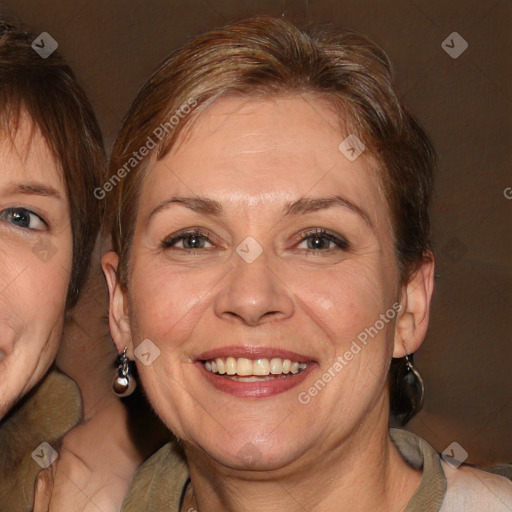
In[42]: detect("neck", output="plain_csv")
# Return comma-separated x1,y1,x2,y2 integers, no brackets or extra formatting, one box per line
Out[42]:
182,398,421,512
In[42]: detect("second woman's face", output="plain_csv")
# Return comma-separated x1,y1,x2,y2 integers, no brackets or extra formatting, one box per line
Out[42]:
119,95,403,470
0,116,72,418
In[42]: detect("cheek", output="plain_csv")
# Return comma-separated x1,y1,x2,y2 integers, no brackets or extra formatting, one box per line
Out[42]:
0,235,71,337
128,255,228,347
0,245,70,415
286,257,397,344
286,257,398,415
12,272,67,347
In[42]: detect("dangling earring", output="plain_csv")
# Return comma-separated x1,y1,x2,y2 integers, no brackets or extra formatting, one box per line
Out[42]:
404,353,425,411
389,352,425,426
112,347,136,397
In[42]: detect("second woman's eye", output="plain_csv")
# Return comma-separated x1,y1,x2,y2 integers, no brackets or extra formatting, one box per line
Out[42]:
162,230,214,250
296,229,349,251
0,207,47,231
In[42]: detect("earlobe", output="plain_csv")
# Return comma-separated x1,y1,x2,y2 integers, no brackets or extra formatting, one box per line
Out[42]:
101,251,133,358
393,255,435,358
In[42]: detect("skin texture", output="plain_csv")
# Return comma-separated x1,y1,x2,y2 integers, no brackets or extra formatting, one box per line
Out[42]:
103,94,435,512
0,115,72,418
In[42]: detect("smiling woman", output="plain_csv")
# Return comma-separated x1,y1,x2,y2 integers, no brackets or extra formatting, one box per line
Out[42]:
0,18,105,415
0,115,73,411
102,16,512,512
0,17,104,511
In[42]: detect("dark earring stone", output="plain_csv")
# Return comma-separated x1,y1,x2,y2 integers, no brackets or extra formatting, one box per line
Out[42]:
389,353,425,426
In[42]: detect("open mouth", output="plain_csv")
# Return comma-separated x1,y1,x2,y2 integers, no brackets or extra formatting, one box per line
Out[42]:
195,347,315,398
203,357,307,380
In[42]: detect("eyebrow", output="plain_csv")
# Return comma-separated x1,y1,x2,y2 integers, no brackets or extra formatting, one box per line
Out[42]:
147,194,372,227
147,197,222,226
283,196,372,227
4,182,63,200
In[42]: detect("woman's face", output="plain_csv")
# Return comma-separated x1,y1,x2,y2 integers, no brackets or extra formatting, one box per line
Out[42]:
109,95,410,470
0,115,72,418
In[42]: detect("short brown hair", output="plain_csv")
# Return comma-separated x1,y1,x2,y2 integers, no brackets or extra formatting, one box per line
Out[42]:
0,18,106,307
107,16,435,289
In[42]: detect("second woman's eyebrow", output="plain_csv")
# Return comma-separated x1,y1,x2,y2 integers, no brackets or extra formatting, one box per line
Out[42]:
2,182,63,200
145,194,372,228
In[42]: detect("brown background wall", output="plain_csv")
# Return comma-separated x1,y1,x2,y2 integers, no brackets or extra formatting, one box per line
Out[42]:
2,0,510,465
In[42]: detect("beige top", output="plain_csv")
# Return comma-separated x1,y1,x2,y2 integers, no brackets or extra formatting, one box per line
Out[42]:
122,428,512,511
0,371,82,512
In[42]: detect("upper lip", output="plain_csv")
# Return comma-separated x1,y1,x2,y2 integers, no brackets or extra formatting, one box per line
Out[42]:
195,345,314,364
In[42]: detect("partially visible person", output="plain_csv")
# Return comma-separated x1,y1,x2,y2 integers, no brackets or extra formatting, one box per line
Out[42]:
0,17,159,512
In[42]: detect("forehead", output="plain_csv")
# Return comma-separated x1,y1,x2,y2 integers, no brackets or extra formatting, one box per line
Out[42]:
142,94,387,222
0,111,65,189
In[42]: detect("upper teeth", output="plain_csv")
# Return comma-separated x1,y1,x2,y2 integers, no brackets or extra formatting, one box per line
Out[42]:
203,357,307,376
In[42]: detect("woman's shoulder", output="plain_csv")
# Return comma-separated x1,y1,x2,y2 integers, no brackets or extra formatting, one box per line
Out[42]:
0,370,82,512
390,428,512,511
121,440,189,512
440,461,512,511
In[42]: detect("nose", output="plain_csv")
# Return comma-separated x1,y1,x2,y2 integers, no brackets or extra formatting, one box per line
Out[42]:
214,251,295,326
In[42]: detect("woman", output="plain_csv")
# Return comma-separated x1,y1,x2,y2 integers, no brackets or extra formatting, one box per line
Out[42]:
0,19,142,512
102,16,512,511
0,17,100,509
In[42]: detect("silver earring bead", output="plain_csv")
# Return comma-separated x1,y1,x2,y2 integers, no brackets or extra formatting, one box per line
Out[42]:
112,347,136,397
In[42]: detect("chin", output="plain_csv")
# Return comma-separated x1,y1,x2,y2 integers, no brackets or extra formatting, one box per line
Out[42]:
182,420,310,472
0,383,23,420
0,352,54,419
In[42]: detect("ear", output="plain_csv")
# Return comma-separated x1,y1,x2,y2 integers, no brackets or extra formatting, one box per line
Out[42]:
101,251,134,358
393,255,435,358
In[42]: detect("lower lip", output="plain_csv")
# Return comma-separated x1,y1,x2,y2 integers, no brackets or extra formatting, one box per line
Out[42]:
197,362,315,398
